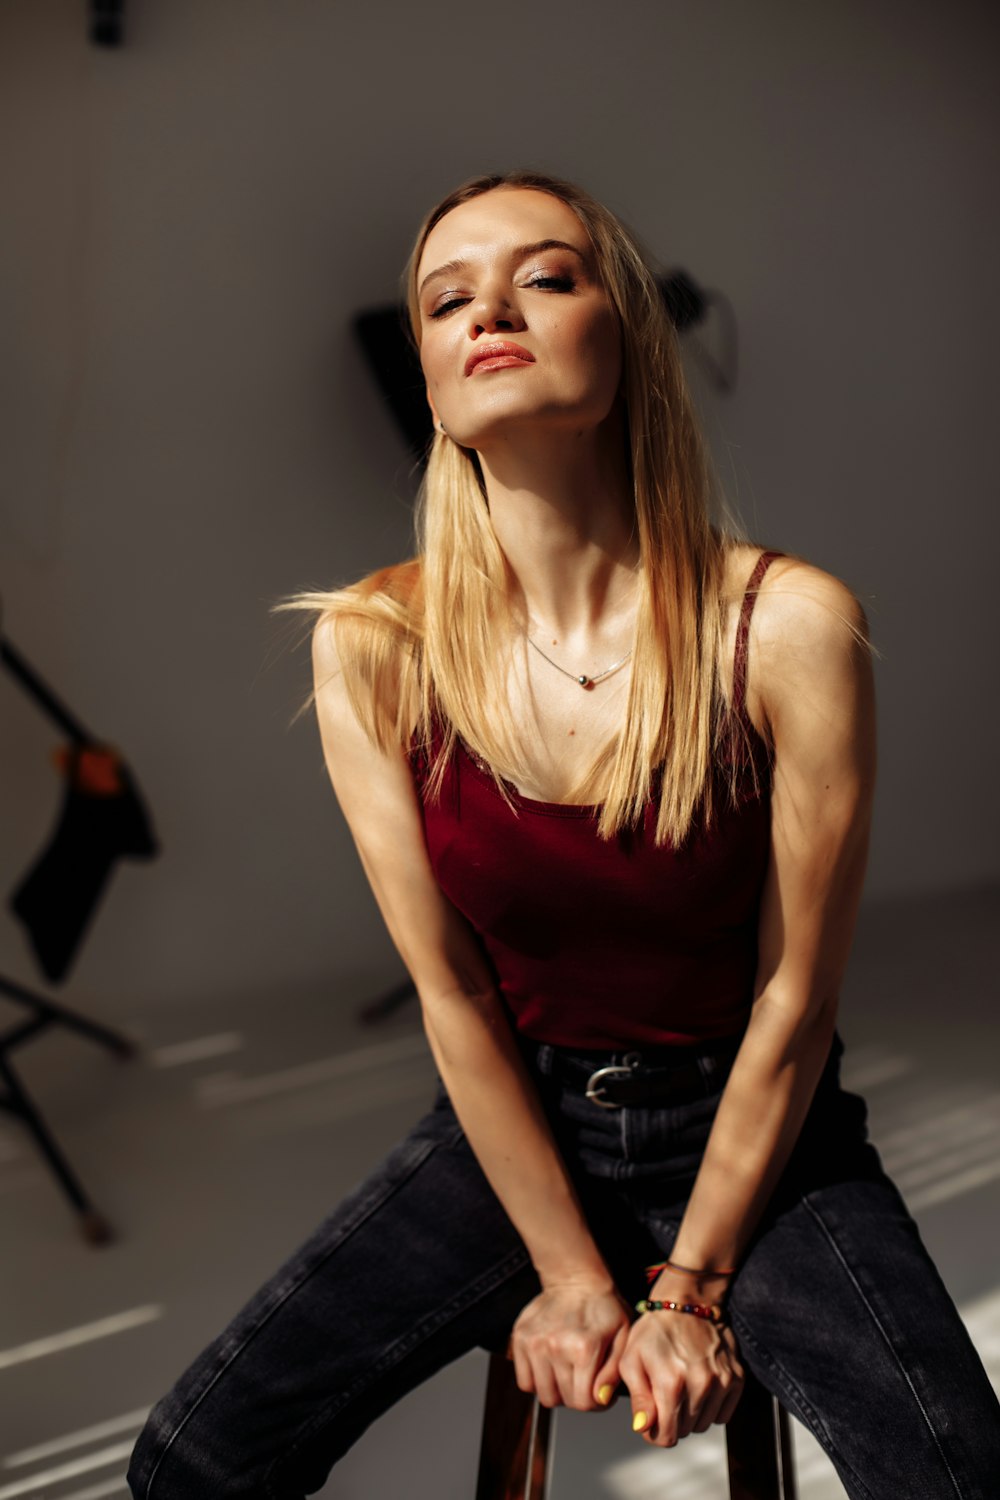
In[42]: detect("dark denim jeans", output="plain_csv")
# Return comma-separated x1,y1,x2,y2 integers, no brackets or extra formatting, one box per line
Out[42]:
127,1032,1000,1499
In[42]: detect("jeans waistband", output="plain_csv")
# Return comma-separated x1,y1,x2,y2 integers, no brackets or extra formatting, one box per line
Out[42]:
525,1033,745,1109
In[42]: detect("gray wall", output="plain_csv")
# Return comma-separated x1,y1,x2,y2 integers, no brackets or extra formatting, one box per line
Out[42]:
1,0,997,1015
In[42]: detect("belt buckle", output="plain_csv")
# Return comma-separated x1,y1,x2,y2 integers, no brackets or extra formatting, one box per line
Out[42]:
584,1058,640,1109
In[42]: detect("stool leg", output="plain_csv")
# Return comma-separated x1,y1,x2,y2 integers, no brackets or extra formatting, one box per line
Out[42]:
726,1368,797,1500
0,1052,113,1244
775,1404,797,1500
476,1349,552,1500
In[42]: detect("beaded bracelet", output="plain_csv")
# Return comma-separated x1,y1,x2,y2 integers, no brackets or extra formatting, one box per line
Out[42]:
644,1258,736,1284
636,1298,724,1324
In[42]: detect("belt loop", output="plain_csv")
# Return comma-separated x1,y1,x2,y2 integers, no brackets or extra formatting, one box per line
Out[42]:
696,1038,741,1094
533,1043,555,1078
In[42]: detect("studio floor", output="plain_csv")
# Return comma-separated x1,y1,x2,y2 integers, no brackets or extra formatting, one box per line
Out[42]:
1,883,998,1499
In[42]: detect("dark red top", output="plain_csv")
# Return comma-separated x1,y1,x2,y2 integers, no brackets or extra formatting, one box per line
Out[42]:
409,551,782,1048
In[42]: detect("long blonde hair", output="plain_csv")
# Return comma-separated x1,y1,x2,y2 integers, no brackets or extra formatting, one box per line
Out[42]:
277,169,758,845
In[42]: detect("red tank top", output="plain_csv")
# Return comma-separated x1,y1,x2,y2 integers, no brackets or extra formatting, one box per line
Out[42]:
409,550,782,1048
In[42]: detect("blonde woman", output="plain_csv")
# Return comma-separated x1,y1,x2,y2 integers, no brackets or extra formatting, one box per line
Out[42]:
128,172,1000,1499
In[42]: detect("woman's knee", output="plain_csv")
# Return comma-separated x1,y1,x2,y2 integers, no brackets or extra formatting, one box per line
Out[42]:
126,1395,207,1500
128,1379,283,1500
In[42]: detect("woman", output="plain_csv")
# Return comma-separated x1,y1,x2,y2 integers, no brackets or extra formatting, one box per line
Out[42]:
127,171,1000,1498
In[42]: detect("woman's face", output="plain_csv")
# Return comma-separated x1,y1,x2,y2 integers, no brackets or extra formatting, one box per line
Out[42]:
415,187,623,451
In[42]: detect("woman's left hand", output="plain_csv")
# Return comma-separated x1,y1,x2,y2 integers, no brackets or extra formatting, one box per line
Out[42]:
618,1306,744,1446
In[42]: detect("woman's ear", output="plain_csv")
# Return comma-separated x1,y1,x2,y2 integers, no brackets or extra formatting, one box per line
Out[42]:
426,390,448,437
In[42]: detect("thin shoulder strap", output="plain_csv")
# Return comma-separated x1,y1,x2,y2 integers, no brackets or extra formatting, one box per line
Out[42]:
732,549,785,718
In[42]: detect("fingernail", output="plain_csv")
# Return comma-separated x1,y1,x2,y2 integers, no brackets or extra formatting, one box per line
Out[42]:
632,1410,649,1432
597,1384,614,1405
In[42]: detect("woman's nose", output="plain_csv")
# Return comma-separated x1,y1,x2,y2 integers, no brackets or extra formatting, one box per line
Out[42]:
467,290,526,337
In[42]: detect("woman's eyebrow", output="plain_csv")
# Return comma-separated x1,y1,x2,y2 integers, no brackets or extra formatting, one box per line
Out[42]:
418,239,588,298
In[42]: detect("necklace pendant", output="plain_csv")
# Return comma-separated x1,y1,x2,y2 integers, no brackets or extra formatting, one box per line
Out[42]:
525,632,631,689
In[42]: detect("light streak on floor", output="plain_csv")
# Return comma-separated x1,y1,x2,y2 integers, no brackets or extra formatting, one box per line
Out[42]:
223,1067,441,1142
52,1482,129,1500
908,1156,1000,1213
873,1092,1000,1212
0,1309,163,1372
0,1441,135,1500
878,1097,1000,1169
895,1123,1000,1189
840,1049,914,1092
3,1410,148,1468
148,1032,244,1067
196,1031,430,1106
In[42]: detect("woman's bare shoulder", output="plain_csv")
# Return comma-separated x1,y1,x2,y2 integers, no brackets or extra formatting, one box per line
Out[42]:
311,556,423,664
311,556,424,752
720,544,870,735
747,553,872,744
751,553,868,649
720,543,864,632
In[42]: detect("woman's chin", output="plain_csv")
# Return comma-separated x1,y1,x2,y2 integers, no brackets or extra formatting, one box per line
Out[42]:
447,407,610,454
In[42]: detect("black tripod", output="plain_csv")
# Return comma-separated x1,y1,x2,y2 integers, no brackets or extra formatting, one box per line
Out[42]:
2,628,148,1243
0,971,134,1243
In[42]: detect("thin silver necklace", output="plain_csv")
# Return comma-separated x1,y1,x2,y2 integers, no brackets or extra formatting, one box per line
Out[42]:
526,634,633,690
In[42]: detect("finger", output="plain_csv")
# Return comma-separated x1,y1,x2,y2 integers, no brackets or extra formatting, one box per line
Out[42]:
624,1349,678,1447
565,1336,607,1412
533,1368,561,1409
569,1355,601,1412
644,1379,684,1447
685,1368,729,1436
668,1390,691,1444
549,1332,599,1412
593,1377,621,1409
622,1349,672,1445
511,1342,534,1396
554,1352,587,1411
717,1373,745,1426
522,1348,559,1409
593,1321,630,1409
629,1383,657,1442
691,1380,727,1434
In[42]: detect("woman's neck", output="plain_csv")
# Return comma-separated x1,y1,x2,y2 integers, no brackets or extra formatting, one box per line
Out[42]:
478,424,640,638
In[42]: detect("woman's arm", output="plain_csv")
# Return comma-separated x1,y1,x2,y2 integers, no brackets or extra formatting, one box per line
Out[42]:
621,560,877,1447
311,614,631,1411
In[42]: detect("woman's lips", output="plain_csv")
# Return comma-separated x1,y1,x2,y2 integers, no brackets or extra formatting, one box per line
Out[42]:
465,342,535,376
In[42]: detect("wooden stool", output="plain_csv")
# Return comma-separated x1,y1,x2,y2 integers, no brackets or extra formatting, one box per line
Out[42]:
476,1349,797,1500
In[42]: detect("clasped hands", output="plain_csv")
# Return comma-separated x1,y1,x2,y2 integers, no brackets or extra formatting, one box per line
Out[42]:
509,1278,743,1449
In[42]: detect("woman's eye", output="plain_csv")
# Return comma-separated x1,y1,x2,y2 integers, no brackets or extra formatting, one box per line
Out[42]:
428,275,575,319
526,275,575,292
429,296,469,319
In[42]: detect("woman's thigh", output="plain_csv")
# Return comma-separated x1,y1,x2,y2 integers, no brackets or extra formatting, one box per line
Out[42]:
729,1167,1000,1500
127,1088,537,1500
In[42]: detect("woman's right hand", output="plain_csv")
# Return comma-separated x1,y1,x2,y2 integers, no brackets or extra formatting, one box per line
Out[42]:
510,1279,633,1411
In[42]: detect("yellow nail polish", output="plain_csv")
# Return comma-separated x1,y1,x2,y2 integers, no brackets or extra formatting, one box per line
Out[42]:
632,1410,649,1432
597,1384,614,1405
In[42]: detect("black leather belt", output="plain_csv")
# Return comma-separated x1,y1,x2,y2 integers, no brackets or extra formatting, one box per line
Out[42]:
547,1039,740,1110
